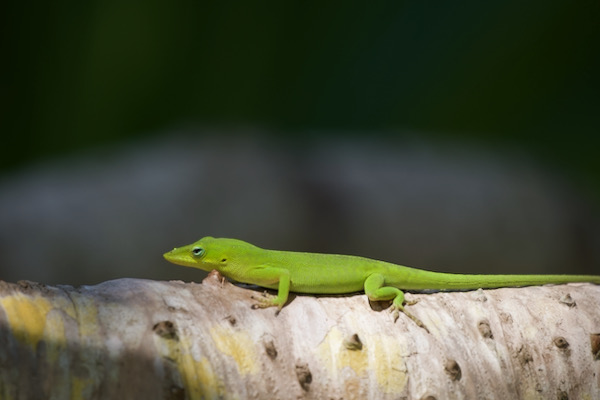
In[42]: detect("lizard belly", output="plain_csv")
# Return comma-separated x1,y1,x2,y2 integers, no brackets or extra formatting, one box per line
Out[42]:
288,271,366,294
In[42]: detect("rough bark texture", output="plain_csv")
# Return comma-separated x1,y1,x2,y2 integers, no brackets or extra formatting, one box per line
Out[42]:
0,273,599,399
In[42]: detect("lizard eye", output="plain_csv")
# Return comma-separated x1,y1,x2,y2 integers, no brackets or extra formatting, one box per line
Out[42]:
191,246,205,257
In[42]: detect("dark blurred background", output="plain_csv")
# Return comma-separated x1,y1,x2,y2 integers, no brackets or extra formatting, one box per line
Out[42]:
1,1,599,285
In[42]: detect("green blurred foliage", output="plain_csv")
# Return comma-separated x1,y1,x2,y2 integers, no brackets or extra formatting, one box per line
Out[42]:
2,1,599,188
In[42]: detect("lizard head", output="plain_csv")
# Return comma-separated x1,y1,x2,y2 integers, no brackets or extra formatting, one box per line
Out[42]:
163,236,256,274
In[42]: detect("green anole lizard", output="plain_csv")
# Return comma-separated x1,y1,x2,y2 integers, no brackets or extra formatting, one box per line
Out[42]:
163,237,600,331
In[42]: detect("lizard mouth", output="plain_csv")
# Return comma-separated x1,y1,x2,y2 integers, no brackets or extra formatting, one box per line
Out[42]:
163,246,197,267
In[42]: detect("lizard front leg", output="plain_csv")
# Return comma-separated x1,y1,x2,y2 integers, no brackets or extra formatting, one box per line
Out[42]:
247,266,291,311
364,273,429,332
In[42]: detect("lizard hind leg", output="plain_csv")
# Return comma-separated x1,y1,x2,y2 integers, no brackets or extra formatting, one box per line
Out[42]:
364,273,429,332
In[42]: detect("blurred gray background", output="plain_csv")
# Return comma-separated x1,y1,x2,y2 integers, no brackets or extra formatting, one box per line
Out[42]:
1,1,598,285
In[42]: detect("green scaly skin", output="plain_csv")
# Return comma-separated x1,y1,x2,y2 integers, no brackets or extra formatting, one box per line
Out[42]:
164,237,600,331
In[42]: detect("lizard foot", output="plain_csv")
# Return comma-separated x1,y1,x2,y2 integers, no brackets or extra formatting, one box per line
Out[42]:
404,298,419,306
391,305,430,333
251,292,282,314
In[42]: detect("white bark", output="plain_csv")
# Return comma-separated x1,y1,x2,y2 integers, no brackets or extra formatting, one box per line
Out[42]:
0,273,599,399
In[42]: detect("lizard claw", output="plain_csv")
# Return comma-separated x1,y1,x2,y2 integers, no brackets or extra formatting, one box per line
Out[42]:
390,307,400,322
251,292,280,309
390,304,430,333
404,298,419,306
403,308,430,333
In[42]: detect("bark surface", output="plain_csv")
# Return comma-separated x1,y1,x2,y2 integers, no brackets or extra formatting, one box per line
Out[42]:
0,273,598,399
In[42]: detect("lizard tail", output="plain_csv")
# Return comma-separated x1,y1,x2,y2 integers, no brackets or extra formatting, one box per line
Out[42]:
394,266,600,291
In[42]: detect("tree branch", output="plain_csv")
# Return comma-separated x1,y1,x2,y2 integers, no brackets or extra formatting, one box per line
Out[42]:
0,273,598,399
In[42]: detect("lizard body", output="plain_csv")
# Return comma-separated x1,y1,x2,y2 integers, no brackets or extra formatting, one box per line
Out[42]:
164,237,600,330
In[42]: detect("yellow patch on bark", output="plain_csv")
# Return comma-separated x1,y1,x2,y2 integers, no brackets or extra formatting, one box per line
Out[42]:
210,325,258,375
317,327,408,395
0,294,54,351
